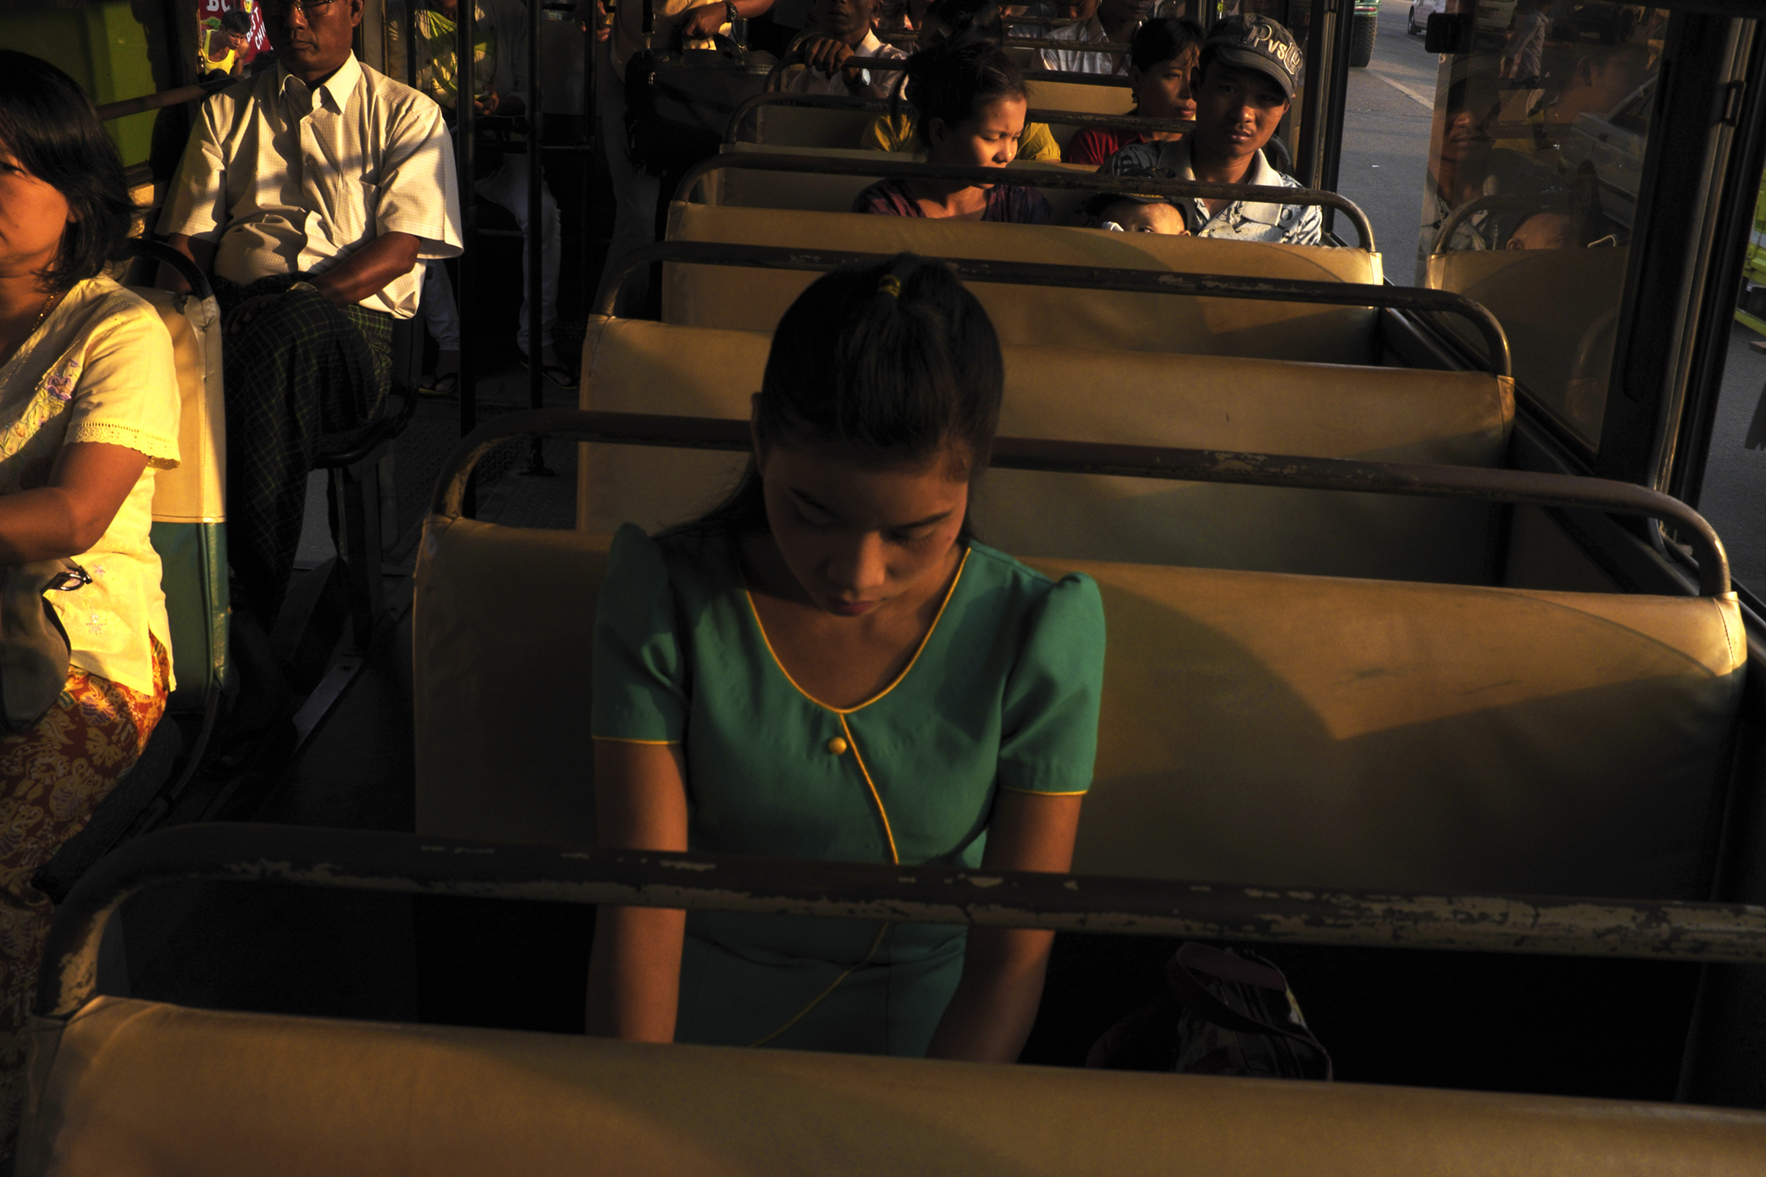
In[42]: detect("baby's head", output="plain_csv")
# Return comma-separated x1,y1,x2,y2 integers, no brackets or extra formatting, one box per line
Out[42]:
1075,193,1189,234
1507,210,1578,250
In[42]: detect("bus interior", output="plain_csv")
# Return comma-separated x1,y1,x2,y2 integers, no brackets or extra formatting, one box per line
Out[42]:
11,0,1766,1169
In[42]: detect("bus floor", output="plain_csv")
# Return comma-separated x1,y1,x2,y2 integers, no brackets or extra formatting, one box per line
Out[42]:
104,381,1704,1101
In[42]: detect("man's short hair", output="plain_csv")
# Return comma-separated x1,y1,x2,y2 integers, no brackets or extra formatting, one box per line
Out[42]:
220,9,255,34
0,51,136,292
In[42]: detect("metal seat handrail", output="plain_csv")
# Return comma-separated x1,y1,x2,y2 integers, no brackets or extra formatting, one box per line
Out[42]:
427,407,1725,594
38,822,1766,1018
673,154,1376,251
877,30,1134,52
595,243,1494,371
721,91,1192,146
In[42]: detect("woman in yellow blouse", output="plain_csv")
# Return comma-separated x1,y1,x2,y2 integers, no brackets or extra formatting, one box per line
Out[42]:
0,52,181,1156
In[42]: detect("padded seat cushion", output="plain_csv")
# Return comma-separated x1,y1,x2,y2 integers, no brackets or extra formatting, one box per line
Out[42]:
1425,248,1630,444
1033,558,1746,899
665,201,1382,363
23,997,1766,1176
415,521,1742,900
576,317,1513,582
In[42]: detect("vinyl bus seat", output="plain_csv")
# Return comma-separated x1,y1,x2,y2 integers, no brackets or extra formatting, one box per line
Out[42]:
413,519,1742,903
21,994,1766,1176
1424,247,1631,443
738,78,1135,152
574,317,1512,583
663,202,1384,364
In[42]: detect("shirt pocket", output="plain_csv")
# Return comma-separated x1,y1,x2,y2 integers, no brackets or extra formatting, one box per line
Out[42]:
335,178,380,247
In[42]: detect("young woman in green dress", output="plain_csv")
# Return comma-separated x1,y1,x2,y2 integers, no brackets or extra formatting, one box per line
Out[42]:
587,255,1106,1061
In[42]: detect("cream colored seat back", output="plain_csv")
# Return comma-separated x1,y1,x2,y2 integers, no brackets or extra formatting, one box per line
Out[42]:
1425,248,1629,444
25,996,1766,1177
664,203,1383,363
575,318,1512,582
131,286,230,709
415,516,1741,904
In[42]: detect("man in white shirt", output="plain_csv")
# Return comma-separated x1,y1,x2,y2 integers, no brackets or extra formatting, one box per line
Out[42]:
160,0,463,620
1036,0,1146,75
787,0,907,99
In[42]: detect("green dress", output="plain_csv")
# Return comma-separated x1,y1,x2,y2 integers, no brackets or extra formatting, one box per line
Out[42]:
591,523,1106,1057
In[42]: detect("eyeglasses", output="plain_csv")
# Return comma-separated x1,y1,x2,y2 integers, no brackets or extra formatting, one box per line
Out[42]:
260,0,336,16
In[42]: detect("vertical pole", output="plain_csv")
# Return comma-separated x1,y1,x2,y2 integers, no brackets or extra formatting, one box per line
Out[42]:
404,0,419,84
457,0,478,515
524,0,555,476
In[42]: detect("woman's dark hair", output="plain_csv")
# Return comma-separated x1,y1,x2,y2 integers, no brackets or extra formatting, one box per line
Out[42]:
1129,16,1203,73
902,34,1026,150
675,254,1005,537
0,52,135,293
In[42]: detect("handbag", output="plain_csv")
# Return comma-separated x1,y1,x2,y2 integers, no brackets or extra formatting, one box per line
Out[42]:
0,559,90,734
1085,941,1333,1081
623,0,775,178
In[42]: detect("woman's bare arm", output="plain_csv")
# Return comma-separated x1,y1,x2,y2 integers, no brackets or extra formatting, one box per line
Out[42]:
924,789,1083,1064
0,443,148,564
585,738,692,1041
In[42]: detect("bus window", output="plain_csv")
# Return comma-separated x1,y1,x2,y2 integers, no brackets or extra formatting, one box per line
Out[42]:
1417,2,1662,449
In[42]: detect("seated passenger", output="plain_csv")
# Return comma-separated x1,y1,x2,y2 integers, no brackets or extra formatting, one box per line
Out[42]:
1102,15,1321,244
1037,0,1149,75
587,253,1105,1060
159,0,463,625
853,39,1053,222
1071,191,1190,234
1063,16,1201,166
0,52,183,1157
788,0,908,100
1506,210,1578,250
860,0,1062,162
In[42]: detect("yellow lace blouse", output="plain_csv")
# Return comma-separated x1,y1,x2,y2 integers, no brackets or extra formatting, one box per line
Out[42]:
0,277,181,697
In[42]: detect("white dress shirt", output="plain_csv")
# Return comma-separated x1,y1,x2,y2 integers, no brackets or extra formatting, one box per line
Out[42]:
786,29,906,100
1037,16,1133,76
159,53,464,319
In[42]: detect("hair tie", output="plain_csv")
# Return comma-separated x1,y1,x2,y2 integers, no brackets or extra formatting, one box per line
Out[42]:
878,274,903,299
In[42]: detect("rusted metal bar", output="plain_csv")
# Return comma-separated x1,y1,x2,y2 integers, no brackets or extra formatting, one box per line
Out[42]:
593,244,1500,368
877,30,1133,52
426,408,1728,594
39,823,1766,1019
673,153,1377,252
721,91,1191,146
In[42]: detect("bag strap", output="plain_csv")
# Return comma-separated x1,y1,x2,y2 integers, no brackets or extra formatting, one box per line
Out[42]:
1165,945,1330,1061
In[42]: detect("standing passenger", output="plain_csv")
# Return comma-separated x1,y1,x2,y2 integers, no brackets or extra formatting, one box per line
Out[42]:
1102,15,1321,244
853,39,1052,222
587,254,1105,1059
591,0,777,314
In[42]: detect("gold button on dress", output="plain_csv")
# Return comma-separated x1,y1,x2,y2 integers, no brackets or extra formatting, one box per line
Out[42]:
826,736,848,756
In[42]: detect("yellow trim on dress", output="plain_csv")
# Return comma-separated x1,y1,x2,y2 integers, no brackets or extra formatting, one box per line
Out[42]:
839,713,900,865
590,735,681,745
742,546,972,716
996,784,1090,796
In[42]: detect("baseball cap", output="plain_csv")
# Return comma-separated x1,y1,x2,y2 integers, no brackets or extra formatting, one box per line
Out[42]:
1205,14,1302,99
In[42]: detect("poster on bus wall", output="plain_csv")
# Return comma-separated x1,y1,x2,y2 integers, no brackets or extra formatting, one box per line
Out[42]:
196,0,270,78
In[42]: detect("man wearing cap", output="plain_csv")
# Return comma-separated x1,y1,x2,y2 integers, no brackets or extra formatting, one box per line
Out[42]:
1100,14,1321,245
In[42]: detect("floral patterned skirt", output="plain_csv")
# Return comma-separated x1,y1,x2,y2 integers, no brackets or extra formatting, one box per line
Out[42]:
0,639,169,1156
